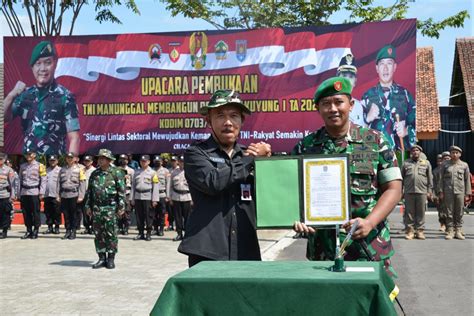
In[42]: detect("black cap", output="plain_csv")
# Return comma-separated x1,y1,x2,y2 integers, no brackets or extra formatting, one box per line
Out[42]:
153,155,162,161
178,155,185,161
0,153,6,159
24,150,35,155
140,155,151,161
65,152,75,158
119,154,128,160
171,155,178,161
83,155,93,161
48,155,58,161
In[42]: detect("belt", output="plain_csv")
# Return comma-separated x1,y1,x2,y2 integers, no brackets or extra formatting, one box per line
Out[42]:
136,189,151,193
173,189,190,194
21,184,39,189
61,188,78,193
159,190,166,193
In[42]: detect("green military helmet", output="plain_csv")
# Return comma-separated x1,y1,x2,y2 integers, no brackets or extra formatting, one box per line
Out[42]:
313,77,353,106
97,148,115,161
199,89,251,116
376,44,396,64
30,40,57,66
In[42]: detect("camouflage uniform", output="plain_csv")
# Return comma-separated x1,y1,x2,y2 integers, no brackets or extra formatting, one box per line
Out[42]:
118,164,134,234
11,80,80,156
292,123,402,278
361,83,416,151
84,166,125,254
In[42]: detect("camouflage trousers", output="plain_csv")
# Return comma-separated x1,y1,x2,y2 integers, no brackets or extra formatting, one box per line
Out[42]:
92,206,119,254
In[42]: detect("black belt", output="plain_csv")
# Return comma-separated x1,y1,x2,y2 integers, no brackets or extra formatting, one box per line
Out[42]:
159,190,166,193
173,189,189,194
61,188,78,193
21,184,39,189
136,189,151,193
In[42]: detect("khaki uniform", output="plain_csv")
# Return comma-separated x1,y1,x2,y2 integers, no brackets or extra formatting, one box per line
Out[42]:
0,165,16,233
168,167,192,236
44,166,61,229
439,160,471,230
19,161,47,234
401,158,433,231
58,165,86,233
131,167,159,235
432,164,447,226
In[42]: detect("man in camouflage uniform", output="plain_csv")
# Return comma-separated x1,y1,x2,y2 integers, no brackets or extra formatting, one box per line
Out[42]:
293,77,402,278
43,155,61,234
439,146,471,240
152,156,170,236
433,152,449,232
58,152,86,240
361,45,416,151
80,155,96,235
117,154,134,235
0,153,16,239
401,145,433,240
19,150,47,239
4,40,80,156
84,149,125,269
131,155,159,241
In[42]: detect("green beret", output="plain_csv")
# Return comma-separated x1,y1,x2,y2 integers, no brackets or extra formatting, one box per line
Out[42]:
411,145,423,152
97,148,115,161
30,41,57,66
376,45,396,63
449,145,462,153
313,77,352,105
199,89,250,116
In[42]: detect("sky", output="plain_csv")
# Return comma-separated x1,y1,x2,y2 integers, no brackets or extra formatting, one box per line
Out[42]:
1,0,472,105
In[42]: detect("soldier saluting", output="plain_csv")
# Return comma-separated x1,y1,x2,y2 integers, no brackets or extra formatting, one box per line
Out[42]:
84,149,125,269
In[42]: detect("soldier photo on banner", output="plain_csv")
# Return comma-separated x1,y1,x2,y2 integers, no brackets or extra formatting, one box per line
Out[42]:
361,44,416,152
3,40,80,157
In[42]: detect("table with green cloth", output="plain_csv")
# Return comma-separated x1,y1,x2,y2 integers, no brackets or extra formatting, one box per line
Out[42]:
151,261,398,315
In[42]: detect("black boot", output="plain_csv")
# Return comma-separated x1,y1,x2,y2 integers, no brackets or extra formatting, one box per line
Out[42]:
68,230,76,240
0,228,7,239
21,230,32,239
145,231,152,241
53,225,60,234
173,233,183,241
92,253,107,269
62,230,71,240
158,227,164,236
31,228,39,239
43,225,53,234
133,232,145,240
106,253,115,269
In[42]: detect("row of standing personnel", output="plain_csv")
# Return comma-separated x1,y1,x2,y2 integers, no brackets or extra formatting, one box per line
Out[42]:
401,145,471,240
0,151,192,242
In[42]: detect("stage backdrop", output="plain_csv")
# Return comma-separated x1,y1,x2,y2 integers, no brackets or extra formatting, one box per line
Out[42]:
4,19,416,155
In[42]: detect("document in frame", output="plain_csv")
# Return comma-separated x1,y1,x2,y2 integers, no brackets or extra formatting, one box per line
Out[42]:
303,155,350,226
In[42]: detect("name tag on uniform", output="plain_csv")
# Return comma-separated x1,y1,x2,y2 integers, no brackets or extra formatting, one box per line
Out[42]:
210,157,225,163
241,184,252,201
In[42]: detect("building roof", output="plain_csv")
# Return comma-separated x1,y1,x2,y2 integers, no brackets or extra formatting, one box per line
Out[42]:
450,37,474,131
416,47,441,134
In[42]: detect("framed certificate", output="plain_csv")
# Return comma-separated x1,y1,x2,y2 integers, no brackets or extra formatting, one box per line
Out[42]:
255,154,350,228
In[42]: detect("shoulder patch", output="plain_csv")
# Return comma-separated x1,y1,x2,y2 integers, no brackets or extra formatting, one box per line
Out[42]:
39,164,47,176
152,174,159,183
79,169,86,181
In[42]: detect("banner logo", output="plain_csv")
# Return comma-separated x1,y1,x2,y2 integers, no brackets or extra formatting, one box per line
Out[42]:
236,40,247,62
214,40,228,60
169,42,181,63
190,32,208,69
148,44,162,63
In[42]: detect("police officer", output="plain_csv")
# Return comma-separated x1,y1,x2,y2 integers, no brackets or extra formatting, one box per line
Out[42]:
4,40,80,156
433,153,447,232
439,146,471,240
293,77,402,278
401,145,433,240
80,155,96,235
43,155,61,234
84,149,125,269
5,159,19,230
131,155,159,241
166,156,179,231
58,152,86,240
19,150,47,239
168,155,192,242
117,154,134,235
0,153,16,239
361,44,416,151
152,156,170,236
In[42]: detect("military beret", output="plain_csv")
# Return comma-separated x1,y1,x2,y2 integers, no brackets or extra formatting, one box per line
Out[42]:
30,41,57,66
97,148,115,161
119,154,128,160
376,45,396,63
449,145,462,153
337,54,357,74
441,151,450,158
313,77,352,105
48,155,58,161
153,155,162,161
140,155,151,161
410,145,423,152
436,154,442,159
83,155,93,161
199,89,250,116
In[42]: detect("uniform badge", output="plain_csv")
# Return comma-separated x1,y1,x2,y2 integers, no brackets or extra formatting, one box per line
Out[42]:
148,44,162,63
190,32,208,69
236,40,247,62
241,184,252,201
169,42,181,63
334,81,342,91
214,40,228,60
387,47,393,56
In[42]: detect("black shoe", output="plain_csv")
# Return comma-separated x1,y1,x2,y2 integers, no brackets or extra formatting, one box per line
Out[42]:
158,228,164,236
0,229,7,239
145,232,152,241
172,234,183,241
31,229,39,239
88,228,94,235
151,229,157,235
92,253,107,269
21,231,32,239
106,253,115,269
43,226,53,234
68,230,76,240
133,233,145,240
53,226,60,234
123,228,129,235
80,229,89,235
62,230,71,240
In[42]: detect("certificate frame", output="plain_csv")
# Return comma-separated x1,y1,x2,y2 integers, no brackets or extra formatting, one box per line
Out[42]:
254,154,351,228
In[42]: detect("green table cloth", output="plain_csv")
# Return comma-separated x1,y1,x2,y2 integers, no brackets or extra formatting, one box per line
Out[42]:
151,261,398,316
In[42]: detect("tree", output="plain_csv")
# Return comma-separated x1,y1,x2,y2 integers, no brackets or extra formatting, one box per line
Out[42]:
162,0,470,38
1,0,140,36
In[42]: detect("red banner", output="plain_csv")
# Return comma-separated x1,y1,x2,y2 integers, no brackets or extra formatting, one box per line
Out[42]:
4,19,416,155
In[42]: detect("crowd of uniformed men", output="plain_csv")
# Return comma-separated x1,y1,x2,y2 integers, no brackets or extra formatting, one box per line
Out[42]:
0,151,192,243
